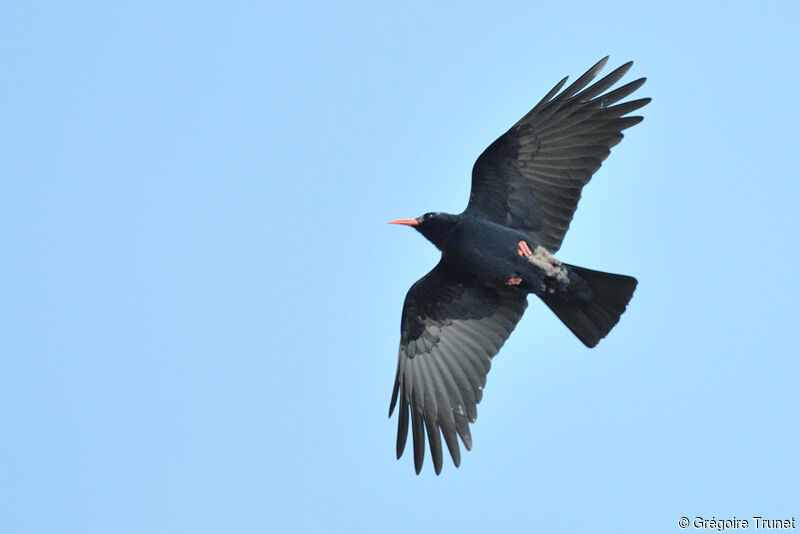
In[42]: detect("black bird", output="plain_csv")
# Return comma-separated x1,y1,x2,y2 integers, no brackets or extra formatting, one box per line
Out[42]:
388,57,649,475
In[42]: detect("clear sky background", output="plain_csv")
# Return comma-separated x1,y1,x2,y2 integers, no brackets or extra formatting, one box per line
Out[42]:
2,2,799,533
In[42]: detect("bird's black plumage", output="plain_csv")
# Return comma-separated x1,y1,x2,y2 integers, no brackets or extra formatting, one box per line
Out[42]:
390,57,649,474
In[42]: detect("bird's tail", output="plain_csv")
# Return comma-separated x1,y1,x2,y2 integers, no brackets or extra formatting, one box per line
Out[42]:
541,265,637,348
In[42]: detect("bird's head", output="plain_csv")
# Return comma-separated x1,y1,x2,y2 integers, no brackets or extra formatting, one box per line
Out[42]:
389,212,458,250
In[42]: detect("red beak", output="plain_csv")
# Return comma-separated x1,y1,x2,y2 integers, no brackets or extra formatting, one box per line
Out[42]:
389,218,419,227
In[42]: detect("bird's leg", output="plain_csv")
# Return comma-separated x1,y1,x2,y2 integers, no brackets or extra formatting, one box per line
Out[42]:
507,242,533,285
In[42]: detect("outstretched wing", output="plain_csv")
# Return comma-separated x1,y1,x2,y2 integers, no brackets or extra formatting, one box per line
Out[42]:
466,57,650,253
389,261,528,474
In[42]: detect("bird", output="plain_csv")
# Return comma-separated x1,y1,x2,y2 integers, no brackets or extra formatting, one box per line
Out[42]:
388,57,650,475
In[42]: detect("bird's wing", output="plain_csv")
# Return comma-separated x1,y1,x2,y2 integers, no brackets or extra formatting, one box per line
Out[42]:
389,261,528,474
465,57,650,253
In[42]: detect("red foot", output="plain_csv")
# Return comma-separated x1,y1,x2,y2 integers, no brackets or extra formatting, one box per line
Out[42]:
517,240,533,258
505,276,523,286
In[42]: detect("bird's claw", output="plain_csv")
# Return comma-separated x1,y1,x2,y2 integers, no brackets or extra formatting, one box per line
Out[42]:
517,240,533,258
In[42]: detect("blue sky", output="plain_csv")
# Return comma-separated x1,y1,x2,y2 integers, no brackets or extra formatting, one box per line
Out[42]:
2,2,799,533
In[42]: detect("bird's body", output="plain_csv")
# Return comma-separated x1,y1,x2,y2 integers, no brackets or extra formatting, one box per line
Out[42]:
389,57,649,474
419,214,573,296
